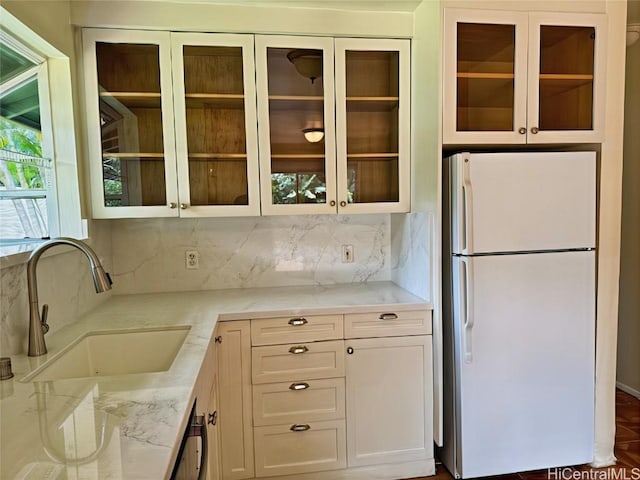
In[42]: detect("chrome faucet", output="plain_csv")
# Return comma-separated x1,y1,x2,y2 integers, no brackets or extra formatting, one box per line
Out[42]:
27,237,112,357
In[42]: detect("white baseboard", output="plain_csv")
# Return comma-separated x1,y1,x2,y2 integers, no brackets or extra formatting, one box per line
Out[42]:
255,459,436,480
616,381,640,399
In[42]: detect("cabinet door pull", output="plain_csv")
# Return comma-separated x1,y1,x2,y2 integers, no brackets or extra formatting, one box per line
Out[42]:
288,317,308,326
339,200,347,207
289,382,310,391
379,313,398,320
518,127,526,134
531,127,539,134
290,424,311,432
289,345,308,354
346,346,354,355
168,202,177,209
208,410,217,426
215,336,222,344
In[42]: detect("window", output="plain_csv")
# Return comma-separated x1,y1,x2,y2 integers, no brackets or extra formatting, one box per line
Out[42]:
0,7,85,255
0,30,57,245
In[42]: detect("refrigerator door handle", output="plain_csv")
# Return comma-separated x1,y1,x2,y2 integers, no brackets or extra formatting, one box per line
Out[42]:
460,257,474,364
462,156,474,254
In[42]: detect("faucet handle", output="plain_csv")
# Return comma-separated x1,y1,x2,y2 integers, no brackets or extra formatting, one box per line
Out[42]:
41,304,50,335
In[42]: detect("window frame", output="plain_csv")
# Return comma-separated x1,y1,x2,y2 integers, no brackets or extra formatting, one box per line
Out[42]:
0,7,85,261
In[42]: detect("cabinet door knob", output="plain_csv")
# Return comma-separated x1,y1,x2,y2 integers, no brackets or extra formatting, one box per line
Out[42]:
289,382,310,391
379,313,398,320
215,336,222,344
290,424,311,432
208,410,218,426
168,202,177,209
518,127,526,134
289,345,308,354
531,127,539,134
288,317,308,326
180,203,188,209
329,200,336,207
339,200,347,207
346,346,354,355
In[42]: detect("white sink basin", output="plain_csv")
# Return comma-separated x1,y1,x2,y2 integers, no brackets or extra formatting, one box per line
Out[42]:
22,326,190,382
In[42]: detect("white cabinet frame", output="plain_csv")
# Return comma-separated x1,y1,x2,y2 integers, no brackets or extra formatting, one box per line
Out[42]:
170,33,260,217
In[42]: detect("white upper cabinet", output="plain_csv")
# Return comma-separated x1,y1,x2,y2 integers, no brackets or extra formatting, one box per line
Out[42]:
335,38,410,214
84,29,178,218
255,35,337,215
85,30,410,218
256,36,410,215
171,33,260,217
443,9,606,145
83,29,259,218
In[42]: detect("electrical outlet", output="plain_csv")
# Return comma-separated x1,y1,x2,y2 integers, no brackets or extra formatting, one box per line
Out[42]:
342,244,354,263
186,250,199,270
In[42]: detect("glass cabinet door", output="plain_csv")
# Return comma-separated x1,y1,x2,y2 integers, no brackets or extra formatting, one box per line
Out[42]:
335,38,410,213
255,36,336,215
83,29,178,217
528,13,604,143
171,33,259,217
443,10,528,144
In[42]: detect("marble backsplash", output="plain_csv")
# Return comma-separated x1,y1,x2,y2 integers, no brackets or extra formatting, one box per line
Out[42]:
391,211,432,302
0,221,113,355
1,212,432,354
110,215,391,294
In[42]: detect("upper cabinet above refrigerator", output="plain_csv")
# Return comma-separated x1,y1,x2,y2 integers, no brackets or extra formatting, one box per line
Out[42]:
443,9,606,145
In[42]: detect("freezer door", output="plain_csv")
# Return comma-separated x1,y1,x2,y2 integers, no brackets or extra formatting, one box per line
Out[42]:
451,251,595,478
449,152,596,254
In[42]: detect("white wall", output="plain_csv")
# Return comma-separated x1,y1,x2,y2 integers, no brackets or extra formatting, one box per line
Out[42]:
617,0,640,397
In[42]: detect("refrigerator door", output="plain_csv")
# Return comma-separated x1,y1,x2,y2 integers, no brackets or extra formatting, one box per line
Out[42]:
450,152,596,255
451,251,595,478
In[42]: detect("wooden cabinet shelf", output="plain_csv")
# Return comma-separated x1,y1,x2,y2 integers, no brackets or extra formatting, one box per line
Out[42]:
102,152,164,159
99,91,162,108
456,72,514,79
347,153,398,159
187,153,247,161
539,74,593,81
271,154,326,159
184,93,245,109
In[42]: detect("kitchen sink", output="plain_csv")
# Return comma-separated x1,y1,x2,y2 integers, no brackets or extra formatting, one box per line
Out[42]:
22,326,191,382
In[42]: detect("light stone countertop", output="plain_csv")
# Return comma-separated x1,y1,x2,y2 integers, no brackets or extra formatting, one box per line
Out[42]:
0,281,430,480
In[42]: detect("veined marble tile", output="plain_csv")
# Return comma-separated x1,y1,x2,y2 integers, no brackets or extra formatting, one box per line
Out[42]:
0,220,113,355
110,215,391,294
390,211,432,301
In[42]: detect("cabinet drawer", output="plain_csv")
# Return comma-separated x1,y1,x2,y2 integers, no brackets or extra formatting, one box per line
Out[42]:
344,310,432,338
251,315,343,346
252,340,345,384
254,420,346,477
253,378,345,426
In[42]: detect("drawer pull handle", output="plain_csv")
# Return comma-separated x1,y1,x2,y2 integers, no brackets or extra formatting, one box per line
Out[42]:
379,313,398,320
289,345,309,354
290,424,311,432
289,382,310,391
288,317,308,326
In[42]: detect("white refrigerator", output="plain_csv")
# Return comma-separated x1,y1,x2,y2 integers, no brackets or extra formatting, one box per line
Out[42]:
440,151,596,478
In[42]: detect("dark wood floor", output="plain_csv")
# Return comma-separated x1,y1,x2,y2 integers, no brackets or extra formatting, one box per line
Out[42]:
411,389,640,480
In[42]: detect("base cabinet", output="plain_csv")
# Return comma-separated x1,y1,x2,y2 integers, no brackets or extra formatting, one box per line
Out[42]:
214,311,434,480
217,321,254,480
345,336,433,467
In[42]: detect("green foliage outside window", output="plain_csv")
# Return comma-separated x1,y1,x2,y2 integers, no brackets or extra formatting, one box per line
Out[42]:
0,117,44,189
